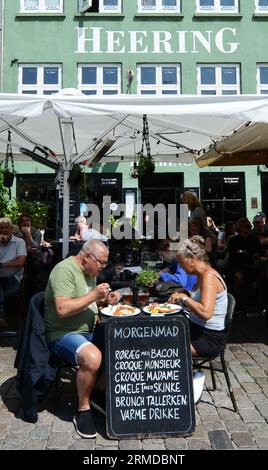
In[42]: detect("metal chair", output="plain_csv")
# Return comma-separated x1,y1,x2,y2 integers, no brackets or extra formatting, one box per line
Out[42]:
192,292,238,412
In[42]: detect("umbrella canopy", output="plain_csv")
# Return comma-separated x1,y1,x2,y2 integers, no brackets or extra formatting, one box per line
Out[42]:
1,92,268,255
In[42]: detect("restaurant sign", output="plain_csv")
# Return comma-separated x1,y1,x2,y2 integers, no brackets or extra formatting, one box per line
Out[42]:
76,27,239,55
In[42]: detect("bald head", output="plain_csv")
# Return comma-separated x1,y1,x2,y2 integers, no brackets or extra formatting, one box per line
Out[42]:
81,239,108,257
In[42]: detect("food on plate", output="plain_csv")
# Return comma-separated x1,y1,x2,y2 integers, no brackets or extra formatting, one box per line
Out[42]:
112,304,138,316
146,302,178,314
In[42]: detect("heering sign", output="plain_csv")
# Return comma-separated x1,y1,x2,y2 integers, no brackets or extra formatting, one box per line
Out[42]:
75,27,239,54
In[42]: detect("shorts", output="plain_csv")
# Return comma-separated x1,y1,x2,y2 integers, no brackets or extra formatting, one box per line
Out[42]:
48,332,94,366
189,321,226,357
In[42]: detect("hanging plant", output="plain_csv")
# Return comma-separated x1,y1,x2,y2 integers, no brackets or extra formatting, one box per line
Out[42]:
3,131,15,193
130,115,155,179
67,163,82,185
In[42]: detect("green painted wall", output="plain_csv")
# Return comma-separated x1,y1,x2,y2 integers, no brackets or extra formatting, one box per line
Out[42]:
2,0,268,221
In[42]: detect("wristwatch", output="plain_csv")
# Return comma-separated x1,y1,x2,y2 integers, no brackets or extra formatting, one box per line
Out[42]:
181,296,189,307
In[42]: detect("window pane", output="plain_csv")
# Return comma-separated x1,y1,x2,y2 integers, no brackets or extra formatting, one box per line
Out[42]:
260,67,268,84
22,90,37,94
162,90,177,94
162,67,177,85
201,90,217,95
163,0,177,8
24,0,39,10
221,0,235,8
103,67,118,84
82,90,97,95
221,67,236,84
82,67,97,84
22,67,37,84
200,67,215,84
103,0,118,7
43,90,58,95
260,90,268,94
103,90,118,94
259,0,268,8
222,90,237,95
44,67,58,84
142,0,156,7
200,0,214,8
141,67,156,84
141,90,156,94
45,0,61,10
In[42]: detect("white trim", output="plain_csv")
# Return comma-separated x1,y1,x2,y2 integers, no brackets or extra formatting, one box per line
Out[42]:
197,64,240,95
20,0,63,13
257,63,268,95
137,0,180,13
137,63,181,95
196,0,238,13
78,63,121,95
18,64,62,95
255,0,268,12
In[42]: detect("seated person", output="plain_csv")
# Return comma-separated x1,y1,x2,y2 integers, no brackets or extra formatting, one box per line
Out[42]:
44,239,121,439
0,217,27,326
252,215,268,257
18,214,53,264
156,239,197,291
70,216,107,242
168,236,228,358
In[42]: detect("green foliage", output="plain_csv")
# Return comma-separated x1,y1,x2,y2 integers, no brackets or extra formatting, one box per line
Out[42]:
130,153,155,179
136,269,158,287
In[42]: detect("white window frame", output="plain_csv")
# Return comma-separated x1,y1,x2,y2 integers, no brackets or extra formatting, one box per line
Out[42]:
196,0,238,13
197,64,240,95
137,64,181,95
255,0,268,12
18,64,62,95
78,64,121,95
137,0,181,13
257,64,268,94
20,0,63,13
100,0,122,12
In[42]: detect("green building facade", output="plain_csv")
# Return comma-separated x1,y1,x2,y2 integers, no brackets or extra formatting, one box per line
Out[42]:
2,0,268,233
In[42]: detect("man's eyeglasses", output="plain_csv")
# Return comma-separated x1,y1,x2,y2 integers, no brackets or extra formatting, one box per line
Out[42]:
86,251,108,268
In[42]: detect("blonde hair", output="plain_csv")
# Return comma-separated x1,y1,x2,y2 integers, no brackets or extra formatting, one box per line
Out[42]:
75,216,87,224
176,237,208,262
0,217,12,226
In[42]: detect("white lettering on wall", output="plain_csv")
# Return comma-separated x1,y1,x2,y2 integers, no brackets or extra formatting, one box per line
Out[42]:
75,27,239,55
107,31,125,53
152,31,173,54
129,31,148,53
215,27,239,54
75,27,103,53
191,31,212,54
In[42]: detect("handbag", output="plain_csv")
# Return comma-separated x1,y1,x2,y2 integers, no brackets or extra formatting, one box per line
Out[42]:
154,281,190,297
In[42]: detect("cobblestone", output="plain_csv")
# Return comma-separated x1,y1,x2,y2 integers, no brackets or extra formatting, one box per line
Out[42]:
1,328,267,450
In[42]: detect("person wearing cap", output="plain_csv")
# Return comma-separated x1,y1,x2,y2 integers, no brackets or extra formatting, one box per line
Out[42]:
255,211,266,225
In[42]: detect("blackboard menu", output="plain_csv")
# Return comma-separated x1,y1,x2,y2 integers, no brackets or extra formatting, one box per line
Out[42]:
105,316,195,439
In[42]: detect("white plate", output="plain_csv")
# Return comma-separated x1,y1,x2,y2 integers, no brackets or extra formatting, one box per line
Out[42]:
143,303,182,315
101,304,141,317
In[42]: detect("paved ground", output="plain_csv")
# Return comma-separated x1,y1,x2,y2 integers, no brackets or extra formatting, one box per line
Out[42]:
0,312,268,451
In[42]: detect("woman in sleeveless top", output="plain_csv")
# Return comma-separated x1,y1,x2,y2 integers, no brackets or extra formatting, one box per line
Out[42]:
169,236,228,357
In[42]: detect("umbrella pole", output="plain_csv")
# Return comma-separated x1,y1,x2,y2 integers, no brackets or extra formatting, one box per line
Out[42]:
61,120,74,259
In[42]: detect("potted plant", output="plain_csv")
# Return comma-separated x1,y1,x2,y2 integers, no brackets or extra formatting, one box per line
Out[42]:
130,152,155,180
136,269,158,296
3,169,15,188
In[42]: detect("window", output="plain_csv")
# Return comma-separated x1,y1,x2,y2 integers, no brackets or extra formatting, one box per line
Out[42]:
197,64,240,95
255,0,268,12
79,0,122,12
196,0,238,13
18,64,62,94
257,64,268,94
78,64,121,95
137,64,181,95
138,0,180,13
20,0,63,13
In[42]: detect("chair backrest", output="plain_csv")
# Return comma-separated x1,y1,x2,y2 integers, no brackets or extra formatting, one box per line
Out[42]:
225,292,236,335
30,291,45,317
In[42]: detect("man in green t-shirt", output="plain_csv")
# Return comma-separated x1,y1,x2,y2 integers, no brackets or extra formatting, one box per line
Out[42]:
44,239,121,439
